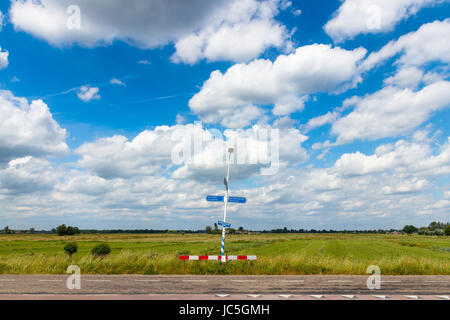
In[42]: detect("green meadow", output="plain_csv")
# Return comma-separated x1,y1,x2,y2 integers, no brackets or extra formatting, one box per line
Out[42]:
0,233,448,275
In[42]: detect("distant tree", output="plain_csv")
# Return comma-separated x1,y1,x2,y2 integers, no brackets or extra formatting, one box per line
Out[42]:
29,228,35,234
228,228,236,234
3,226,11,234
56,224,67,236
205,226,212,234
238,226,244,233
64,242,78,259
445,225,450,236
402,225,418,234
66,226,75,235
213,223,218,232
56,224,80,236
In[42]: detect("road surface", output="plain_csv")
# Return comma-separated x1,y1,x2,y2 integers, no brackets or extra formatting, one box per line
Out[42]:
0,275,448,300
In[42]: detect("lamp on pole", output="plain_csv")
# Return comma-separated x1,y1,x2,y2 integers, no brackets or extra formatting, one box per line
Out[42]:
220,147,234,263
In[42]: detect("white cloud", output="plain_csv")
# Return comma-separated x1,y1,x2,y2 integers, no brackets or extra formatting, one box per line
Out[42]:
383,66,424,89
77,86,100,102
110,78,125,86
10,0,290,63
361,19,450,72
331,81,450,144
189,44,366,128
75,123,308,182
137,60,151,65
0,157,60,194
0,90,69,163
9,0,227,47
302,111,339,132
172,0,291,64
324,0,446,42
0,47,9,69
0,127,448,229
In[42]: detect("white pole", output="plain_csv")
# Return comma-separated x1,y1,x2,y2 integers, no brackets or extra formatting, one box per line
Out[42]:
220,147,233,263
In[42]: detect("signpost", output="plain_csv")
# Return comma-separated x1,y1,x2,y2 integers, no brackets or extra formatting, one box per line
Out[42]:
179,146,255,263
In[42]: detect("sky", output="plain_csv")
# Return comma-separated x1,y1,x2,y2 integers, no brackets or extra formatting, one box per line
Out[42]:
0,0,449,231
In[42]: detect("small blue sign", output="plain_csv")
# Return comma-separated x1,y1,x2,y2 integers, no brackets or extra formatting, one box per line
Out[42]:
218,220,231,228
206,195,224,202
228,196,247,204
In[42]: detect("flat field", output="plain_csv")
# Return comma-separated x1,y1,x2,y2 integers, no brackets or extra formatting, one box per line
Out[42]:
0,233,448,275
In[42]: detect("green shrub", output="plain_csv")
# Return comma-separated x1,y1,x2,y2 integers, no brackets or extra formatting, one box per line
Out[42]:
91,243,111,257
64,242,78,258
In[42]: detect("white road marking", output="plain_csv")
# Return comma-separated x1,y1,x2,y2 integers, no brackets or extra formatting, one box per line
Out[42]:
135,280,160,282
280,280,304,283
247,294,261,298
436,295,450,300
38,280,63,282
182,280,207,282
231,280,256,282
424,280,449,283
216,294,230,298
86,280,111,282
405,295,419,299
327,280,352,283
279,294,292,298
0,279,16,282
373,295,387,299
382,280,401,283
310,295,324,299
342,295,356,299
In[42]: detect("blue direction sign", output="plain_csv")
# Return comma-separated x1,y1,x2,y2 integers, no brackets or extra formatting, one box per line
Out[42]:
218,220,231,228
206,195,224,202
228,196,247,204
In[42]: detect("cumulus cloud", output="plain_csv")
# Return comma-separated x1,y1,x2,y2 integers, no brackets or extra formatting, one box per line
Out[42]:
0,90,69,164
0,127,448,228
189,44,366,128
0,47,9,69
77,86,100,102
75,123,308,182
331,81,450,144
0,157,60,195
361,19,450,72
10,0,290,63
383,66,424,89
171,0,291,64
324,0,446,42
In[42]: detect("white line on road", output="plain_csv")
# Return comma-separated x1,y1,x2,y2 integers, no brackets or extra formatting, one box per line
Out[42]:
327,280,352,283
0,279,16,282
424,280,449,283
86,280,111,282
231,280,257,282
39,280,63,282
382,280,401,283
280,280,305,283
182,280,208,282
135,280,161,282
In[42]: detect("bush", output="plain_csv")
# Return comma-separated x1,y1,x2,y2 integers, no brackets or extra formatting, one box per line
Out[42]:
64,242,78,258
91,243,111,257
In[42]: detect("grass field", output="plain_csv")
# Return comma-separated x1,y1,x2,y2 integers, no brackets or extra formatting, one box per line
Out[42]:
0,233,448,275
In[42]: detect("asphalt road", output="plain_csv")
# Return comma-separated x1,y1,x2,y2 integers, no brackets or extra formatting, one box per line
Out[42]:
0,275,449,299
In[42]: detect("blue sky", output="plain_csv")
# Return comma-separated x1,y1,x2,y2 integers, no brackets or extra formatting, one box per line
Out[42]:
0,0,449,230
